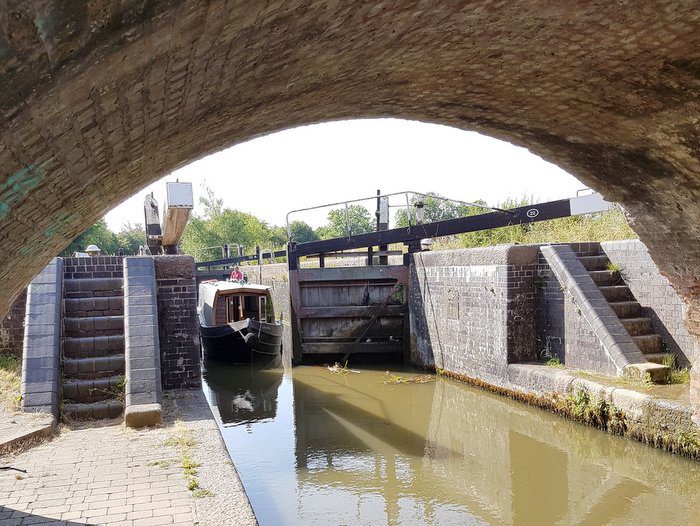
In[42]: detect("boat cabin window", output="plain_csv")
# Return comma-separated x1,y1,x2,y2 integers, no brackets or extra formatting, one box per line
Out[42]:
223,294,268,323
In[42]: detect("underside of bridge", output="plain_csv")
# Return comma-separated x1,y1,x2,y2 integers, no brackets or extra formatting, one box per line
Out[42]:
1,1,699,417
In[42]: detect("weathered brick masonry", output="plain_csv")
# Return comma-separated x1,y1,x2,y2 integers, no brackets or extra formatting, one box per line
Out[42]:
411,243,695,384
154,256,200,389
0,291,26,357
536,243,616,374
1,1,700,418
602,240,696,367
63,257,124,280
409,246,538,385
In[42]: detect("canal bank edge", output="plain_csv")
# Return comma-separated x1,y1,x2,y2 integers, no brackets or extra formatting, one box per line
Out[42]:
236,242,699,459
429,363,699,460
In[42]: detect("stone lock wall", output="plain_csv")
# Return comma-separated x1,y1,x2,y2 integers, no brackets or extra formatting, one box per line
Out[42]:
0,291,27,357
63,257,124,279
535,243,617,373
409,246,538,384
601,240,696,367
410,242,695,384
154,256,201,389
1,1,700,420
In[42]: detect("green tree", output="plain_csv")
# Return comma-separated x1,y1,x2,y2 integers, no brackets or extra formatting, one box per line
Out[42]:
394,193,482,228
62,219,119,256
316,205,374,240
115,223,145,255
289,221,319,244
179,185,289,260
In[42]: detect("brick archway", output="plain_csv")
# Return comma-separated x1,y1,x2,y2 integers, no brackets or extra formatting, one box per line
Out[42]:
1,2,699,415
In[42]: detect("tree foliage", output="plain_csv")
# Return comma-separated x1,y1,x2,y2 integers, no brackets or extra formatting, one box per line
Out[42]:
316,205,374,240
62,220,145,256
394,193,480,227
289,221,319,243
179,185,286,260
434,199,636,249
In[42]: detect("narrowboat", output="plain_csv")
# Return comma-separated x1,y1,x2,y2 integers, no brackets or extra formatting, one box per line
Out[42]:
198,280,283,365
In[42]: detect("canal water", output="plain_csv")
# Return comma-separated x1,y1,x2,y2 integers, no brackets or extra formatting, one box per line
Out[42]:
202,362,700,525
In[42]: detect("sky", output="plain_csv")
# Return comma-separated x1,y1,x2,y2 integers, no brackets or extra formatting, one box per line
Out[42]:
104,118,585,231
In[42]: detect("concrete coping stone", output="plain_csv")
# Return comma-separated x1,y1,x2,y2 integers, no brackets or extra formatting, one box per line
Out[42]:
124,403,162,428
507,364,695,432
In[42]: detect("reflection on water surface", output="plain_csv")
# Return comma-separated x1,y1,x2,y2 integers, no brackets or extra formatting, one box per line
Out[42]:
202,363,700,526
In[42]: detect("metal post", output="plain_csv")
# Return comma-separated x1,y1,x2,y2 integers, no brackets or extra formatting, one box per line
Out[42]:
376,189,381,231
379,191,389,265
345,203,352,239
405,194,413,229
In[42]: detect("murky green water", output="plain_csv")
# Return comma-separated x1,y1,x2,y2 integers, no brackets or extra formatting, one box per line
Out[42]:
202,363,700,525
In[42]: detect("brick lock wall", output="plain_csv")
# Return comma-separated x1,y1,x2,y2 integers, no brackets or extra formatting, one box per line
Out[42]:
0,291,27,357
535,243,605,367
63,257,124,279
537,244,624,376
536,243,600,366
409,246,539,385
602,240,696,367
154,256,201,389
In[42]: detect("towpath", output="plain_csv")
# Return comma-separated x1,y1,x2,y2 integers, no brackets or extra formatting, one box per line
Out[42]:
0,390,257,525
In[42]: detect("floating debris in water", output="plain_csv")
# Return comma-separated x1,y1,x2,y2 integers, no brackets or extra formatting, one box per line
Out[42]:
327,362,361,375
383,372,435,385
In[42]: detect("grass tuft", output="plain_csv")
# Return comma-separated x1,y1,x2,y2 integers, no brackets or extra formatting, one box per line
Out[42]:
606,261,623,272
165,420,213,497
192,488,214,498
146,460,170,468
0,353,22,412
662,354,691,384
545,357,564,369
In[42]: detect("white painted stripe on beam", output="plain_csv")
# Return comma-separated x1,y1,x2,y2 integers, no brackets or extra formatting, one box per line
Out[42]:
569,193,612,216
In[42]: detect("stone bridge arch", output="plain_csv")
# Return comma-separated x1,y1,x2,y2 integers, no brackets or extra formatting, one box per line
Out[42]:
1,2,699,413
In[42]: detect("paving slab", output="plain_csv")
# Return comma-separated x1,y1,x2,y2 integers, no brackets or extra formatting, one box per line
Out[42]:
0,408,54,456
0,389,257,525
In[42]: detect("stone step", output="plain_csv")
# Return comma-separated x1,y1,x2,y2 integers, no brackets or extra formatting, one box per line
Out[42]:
63,355,125,380
62,401,124,422
64,315,124,337
599,285,634,302
62,376,125,403
64,296,123,317
620,317,654,336
609,301,642,319
64,335,124,358
632,334,663,354
579,255,609,271
645,352,670,365
625,362,670,384
589,270,622,286
64,278,123,299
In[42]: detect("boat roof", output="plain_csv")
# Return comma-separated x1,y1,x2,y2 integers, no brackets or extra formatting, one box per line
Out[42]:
199,280,270,295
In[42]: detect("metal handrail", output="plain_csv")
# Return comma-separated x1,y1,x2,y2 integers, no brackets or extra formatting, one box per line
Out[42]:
285,190,512,242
